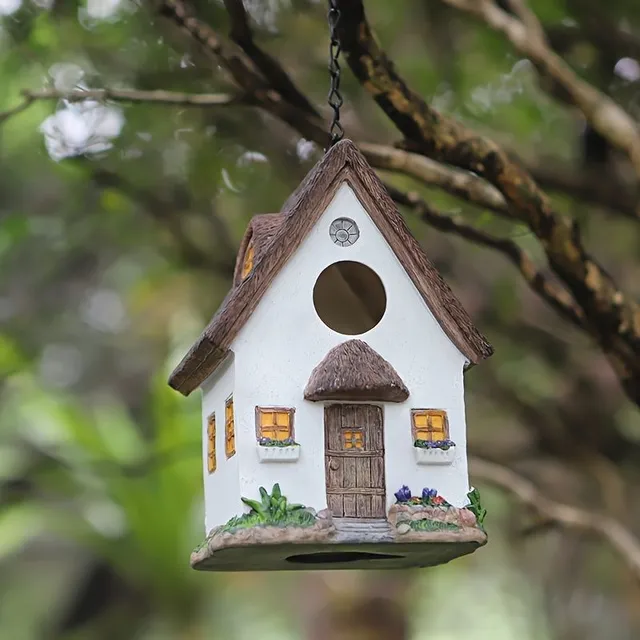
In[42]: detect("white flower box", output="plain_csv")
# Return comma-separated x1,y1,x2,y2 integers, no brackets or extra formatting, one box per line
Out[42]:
257,444,300,463
413,445,456,465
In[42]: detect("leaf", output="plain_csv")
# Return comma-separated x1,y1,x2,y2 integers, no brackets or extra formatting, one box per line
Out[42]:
271,483,281,500
241,497,264,514
259,486,271,510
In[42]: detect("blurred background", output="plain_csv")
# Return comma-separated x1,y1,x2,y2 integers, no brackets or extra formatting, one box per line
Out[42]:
1,0,640,638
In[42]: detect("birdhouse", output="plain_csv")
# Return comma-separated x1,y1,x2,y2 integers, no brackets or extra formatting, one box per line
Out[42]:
169,140,492,571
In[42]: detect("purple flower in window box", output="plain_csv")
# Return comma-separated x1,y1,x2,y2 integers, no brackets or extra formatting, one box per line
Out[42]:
414,439,455,450
258,437,299,447
394,485,412,503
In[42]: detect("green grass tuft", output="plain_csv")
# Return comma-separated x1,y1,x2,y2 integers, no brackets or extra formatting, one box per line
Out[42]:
216,484,318,534
408,519,461,532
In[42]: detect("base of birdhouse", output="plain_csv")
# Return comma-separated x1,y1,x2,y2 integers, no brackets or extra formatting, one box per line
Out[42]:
191,511,486,572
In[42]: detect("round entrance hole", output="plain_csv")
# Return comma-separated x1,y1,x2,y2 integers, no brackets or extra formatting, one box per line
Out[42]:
286,551,403,565
313,261,386,335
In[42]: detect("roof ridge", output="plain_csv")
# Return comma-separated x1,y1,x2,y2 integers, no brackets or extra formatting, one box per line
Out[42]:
168,140,492,396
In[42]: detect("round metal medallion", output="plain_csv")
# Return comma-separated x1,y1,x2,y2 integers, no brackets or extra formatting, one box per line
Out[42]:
329,218,359,247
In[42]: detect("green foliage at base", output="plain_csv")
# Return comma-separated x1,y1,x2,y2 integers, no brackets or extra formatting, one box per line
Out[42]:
217,484,317,534
408,519,461,532
466,488,487,527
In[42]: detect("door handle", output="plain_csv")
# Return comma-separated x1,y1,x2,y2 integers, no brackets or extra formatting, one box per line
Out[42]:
329,458,340,471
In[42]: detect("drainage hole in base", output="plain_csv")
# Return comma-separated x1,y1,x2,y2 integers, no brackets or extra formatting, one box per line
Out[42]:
285,551,403,564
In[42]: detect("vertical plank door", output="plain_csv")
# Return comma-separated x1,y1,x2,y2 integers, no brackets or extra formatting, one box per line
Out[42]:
325,404,385,518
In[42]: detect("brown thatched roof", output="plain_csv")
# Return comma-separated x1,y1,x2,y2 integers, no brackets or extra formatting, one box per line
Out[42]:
169,139,493,396
304,340,409,403
232,213,284,285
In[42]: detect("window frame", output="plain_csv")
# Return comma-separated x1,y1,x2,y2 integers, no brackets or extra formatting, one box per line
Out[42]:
411,409,449,442
225,396,236,459
207,412,216,474
255,406,295,442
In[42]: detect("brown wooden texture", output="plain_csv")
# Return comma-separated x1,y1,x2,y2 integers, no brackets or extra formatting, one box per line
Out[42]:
325,404,385,518
304,339,409,403
169,140,492,395
233,213,283,286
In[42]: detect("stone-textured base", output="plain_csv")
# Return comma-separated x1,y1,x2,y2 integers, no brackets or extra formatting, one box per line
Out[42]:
192,540,485,571
191,514,486,572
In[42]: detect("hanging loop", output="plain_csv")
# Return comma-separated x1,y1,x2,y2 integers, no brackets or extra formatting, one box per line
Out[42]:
327,0,344,146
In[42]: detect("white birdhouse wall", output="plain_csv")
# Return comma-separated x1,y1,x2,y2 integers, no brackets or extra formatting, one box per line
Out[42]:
201,356,239,533
207,183,473,525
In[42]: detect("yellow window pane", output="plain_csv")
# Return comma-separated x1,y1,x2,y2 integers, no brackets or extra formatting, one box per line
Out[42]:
415,428,430,441
260,411,275,427
414,414,428,427
343,430,364,450
241,244,254,279
276,412,290,427
258,408,293,441
226,429,235,457
207,414,216,472
429,414,444,429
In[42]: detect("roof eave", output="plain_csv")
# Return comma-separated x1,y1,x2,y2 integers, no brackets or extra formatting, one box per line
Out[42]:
168,337,230,396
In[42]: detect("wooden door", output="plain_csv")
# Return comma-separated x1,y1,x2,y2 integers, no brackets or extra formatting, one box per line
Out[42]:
325,404,385,518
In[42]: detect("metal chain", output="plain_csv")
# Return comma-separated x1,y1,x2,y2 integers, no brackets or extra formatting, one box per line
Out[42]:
327,0,344,146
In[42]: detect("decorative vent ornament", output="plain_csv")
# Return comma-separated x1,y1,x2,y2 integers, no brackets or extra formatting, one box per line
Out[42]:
329,217,359,246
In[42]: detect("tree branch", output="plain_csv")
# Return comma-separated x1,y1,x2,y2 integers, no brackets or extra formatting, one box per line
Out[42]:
155,0,329,145
91,168,236,276
525,160,640,222
0,89,241,128
334,0,640,407
26,88,240,107
470,457,640,583
0,95,35,123
361,142,509,217
389,185,585,327
440,0,640,180
222,0,319,117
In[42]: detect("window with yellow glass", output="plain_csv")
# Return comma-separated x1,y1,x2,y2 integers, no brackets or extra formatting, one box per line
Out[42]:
343,429,364,450
256,407,295,441
411,409,449,442
225,397,236,458
207,413,216,473
241,243,254,280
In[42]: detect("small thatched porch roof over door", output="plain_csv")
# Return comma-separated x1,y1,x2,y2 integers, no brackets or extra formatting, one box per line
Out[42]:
304,340,409,403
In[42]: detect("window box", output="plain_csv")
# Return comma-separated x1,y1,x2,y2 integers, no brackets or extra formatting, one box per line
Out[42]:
257,443,300,463
413,444,456,465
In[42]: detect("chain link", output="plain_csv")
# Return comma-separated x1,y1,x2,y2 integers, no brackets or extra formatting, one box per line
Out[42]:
327,0,344,146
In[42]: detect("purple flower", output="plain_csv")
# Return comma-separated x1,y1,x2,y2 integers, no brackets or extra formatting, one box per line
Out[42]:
422,488,438,501
394,485,412,502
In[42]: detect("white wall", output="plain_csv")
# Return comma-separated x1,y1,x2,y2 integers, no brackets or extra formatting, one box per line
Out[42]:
201,355,239,533
214,183,472,519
